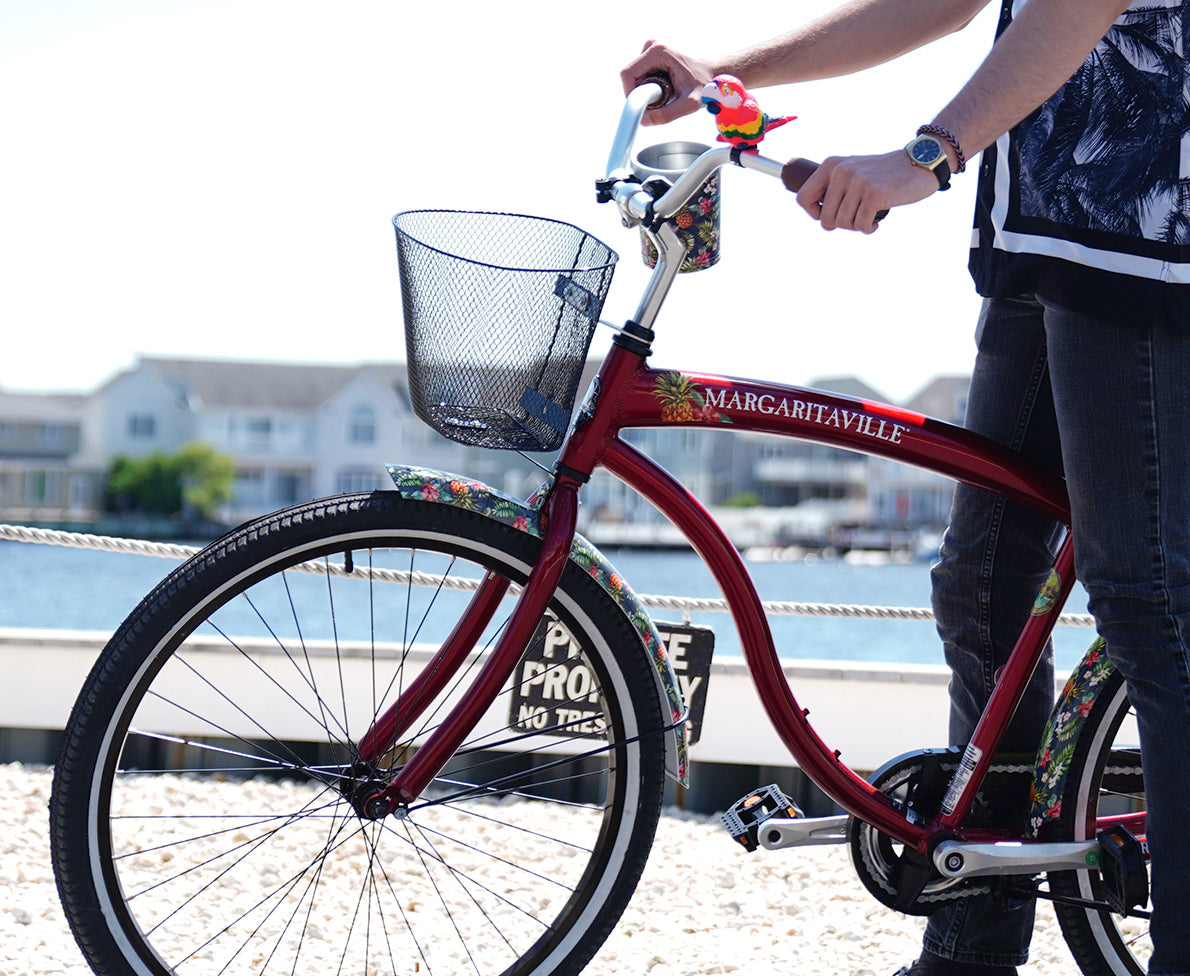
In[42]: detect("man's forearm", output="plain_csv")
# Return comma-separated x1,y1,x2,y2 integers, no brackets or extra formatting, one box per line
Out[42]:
933,0,1133,162
717,0,992,88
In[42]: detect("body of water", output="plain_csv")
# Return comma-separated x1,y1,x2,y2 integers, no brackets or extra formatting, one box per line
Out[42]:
0,539,1096,673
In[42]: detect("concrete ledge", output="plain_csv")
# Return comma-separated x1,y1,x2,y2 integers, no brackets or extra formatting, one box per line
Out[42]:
0,628,1049,773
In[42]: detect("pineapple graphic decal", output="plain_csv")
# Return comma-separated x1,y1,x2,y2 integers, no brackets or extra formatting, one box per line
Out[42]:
656,372,697,422
654,372,733,425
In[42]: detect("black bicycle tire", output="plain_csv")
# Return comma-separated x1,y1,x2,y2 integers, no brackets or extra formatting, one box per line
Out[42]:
50,490,667,976
1049,669,1149,976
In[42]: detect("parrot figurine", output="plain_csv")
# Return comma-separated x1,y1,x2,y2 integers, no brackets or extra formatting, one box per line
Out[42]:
700,75,796,150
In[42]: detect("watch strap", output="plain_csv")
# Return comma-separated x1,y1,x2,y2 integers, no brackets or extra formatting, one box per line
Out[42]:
930,156,951,191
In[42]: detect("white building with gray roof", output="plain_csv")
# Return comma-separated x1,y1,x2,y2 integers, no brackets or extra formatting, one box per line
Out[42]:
91,356,464,523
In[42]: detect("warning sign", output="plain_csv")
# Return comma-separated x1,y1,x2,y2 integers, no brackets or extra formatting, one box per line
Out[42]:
508,617,714,744
654,621,714,745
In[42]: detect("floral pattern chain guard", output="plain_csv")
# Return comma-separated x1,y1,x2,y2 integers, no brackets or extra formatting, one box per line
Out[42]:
385,464,689,784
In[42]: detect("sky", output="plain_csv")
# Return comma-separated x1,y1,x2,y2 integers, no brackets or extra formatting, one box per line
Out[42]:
2,0,1001,401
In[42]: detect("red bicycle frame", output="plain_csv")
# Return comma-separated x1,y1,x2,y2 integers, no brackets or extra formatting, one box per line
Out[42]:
371,334,1074,854
364,79,1084,850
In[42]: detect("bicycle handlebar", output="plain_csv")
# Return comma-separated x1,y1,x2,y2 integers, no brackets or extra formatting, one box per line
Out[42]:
604,82,886,225
604,82,820,222
605,82,666,180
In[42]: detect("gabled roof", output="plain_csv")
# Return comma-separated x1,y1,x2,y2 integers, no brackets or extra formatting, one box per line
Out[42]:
807,374,890,403
903,374,971,422
0,389,90,419
120,357,408,410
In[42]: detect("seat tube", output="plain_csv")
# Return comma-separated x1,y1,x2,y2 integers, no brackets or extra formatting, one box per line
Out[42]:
940,536,1077,828
380,479,581,810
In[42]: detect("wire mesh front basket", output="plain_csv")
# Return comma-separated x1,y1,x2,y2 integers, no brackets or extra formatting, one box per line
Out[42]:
394,210,619,451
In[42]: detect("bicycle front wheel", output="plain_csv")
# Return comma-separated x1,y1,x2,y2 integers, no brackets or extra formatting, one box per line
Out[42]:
1050,668,1149,976
51,491,667,976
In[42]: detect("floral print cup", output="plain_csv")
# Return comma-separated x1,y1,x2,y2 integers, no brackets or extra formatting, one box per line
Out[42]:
632,142,722,273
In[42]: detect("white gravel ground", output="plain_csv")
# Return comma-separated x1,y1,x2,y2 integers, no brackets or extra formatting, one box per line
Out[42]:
3,763,1082,976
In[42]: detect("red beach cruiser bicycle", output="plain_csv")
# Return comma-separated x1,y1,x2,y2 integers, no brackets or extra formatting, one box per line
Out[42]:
51,81,1147,976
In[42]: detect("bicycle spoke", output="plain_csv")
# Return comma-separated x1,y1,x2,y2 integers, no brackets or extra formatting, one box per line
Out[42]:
166,803,362,967
400,817,583,889
144,656,332,776
122,728,332,779
239,583,356,751
122,791,343,909
441,795,599,851
112,800,339,863
405,818,531,951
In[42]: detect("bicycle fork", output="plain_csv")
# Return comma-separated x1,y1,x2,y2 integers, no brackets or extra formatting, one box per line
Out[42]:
351,478,583,818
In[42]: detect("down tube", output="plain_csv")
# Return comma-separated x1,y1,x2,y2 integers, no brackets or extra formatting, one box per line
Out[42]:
600,438,917,844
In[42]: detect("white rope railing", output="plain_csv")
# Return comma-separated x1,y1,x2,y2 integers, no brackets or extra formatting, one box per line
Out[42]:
0,523,1096,627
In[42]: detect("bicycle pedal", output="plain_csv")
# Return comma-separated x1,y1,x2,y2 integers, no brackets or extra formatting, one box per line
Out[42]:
1097,824,1148,913
721,784,804,852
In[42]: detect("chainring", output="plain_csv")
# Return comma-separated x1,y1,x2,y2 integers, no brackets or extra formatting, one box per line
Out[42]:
848,748,1034,916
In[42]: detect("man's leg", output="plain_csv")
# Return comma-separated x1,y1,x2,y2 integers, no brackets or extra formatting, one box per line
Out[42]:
1043,299,1190,975
921,295,1063,970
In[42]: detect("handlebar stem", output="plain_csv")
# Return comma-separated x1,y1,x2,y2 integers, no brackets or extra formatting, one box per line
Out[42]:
612,180,654,225
631,222,686,332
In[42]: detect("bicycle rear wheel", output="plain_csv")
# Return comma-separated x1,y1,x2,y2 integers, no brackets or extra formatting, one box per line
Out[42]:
1050,668,1149,976
51,491,667,976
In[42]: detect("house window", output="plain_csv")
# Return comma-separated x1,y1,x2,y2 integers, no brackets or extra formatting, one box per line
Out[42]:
349,405,376,445
128,414,156,439
24,470,60,505
336,468,384,493
275,472,306,506
69,475,92,512
245,418,272,447
234,469,266,507
38,423,66,446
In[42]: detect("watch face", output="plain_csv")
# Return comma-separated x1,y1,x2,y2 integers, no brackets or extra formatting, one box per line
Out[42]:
911,138,942,165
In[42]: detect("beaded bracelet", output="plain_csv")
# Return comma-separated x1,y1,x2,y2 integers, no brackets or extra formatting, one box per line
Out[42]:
917,124,967,174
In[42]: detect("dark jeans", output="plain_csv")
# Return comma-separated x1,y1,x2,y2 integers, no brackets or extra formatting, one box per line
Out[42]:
923,295,1190,975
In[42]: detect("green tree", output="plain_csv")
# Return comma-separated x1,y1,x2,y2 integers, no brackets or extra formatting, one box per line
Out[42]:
106,452,183,515
176,441,235,521
105,441,234,521
721,491,761,509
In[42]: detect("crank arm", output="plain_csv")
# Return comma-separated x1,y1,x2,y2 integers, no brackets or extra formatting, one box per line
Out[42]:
757,815,850,850
933,838,1100,878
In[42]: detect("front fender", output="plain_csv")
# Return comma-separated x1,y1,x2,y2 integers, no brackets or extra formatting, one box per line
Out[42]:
1027,636,1115,837
386,464,689,785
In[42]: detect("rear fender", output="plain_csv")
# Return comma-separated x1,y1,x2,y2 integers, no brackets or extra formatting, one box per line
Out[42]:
1027,637,1115,837
386,464,689,784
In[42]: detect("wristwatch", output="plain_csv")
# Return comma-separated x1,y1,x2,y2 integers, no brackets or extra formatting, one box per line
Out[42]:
904,134,951,190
